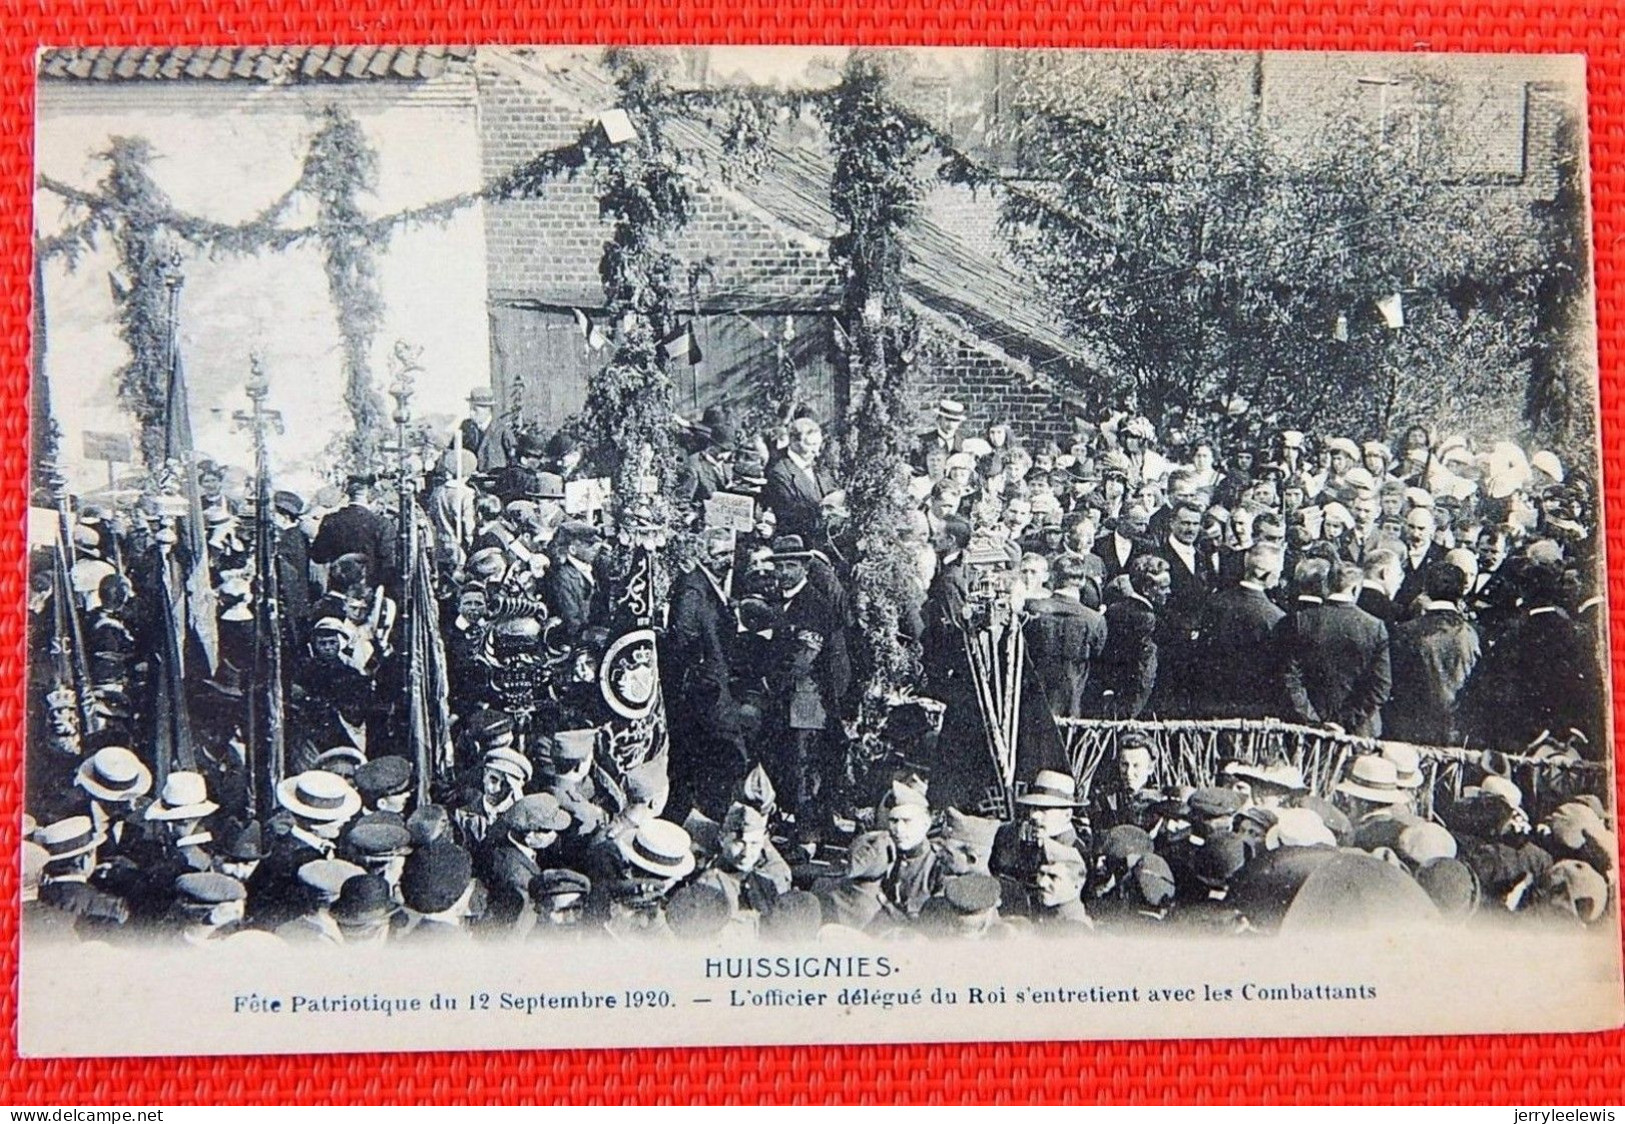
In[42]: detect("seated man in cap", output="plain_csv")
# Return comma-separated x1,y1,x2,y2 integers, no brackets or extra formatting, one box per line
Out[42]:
990,769,1089,917
811,830,894,933
1032,839,1094,932
690,803,790,923
476,793,573,930
923,873,1019,940
878,782,950,923
452,745,534,849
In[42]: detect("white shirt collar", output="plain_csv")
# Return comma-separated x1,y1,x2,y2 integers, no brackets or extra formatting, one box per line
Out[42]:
1326,592,1357,604
1421,598,1459,613
1239,580,1266,593
567,555,595,582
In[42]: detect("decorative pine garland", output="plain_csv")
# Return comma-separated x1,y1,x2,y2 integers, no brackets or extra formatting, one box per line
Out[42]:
819,52,938,756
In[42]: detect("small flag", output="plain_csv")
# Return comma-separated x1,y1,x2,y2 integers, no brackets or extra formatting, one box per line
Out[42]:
661,323,702,365
599,108,637,145
572,308,608,351
1376,293,1405,329
1333,313,1349,342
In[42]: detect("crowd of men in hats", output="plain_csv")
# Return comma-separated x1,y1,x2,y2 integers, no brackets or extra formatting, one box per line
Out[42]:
22,382,1616,945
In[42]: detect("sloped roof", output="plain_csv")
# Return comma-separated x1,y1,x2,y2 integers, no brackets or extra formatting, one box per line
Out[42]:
38,46,474,83
511,52,1099,374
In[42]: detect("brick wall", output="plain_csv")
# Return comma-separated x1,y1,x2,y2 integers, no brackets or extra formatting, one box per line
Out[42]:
477,61,840,308
907,319,1077,448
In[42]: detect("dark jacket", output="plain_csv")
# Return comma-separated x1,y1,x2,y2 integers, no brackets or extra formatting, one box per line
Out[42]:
1191,583,1285,718
1090,595,1159,719
761,454,838,542
1023,596,1107,720
1274,599,1392,736
1394,543,1446,617
309,503,395,586
1384,604,1480,745
1458,606,1605,755
543,558,607,644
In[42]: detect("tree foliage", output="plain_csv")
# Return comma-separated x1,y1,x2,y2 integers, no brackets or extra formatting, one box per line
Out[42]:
1002,52,1584,451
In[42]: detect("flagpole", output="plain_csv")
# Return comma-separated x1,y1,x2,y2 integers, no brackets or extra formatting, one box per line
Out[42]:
235,357,285,821
389,352,429,807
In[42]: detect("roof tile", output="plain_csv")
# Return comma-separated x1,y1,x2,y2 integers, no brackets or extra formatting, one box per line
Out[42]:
38,45,469,83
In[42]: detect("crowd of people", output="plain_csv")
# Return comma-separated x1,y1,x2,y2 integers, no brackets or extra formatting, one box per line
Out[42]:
23,384,1618,946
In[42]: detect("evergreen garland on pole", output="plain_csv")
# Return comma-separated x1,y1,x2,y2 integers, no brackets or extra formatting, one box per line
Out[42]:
579,49,693,600
306,107,388,475
100,137,179,469
820,52,933,751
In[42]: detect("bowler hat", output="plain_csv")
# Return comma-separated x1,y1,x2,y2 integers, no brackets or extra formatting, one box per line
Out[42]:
332,873,395,925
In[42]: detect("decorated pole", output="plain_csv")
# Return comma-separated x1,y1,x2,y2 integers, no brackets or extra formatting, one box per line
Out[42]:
388,349,432,808
234,357,285,819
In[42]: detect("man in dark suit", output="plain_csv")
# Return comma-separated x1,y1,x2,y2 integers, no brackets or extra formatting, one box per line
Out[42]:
1098,505,1151,585
270,490,314,638
1023,554,1108,720
543,521,609,644
1394,507,1445,615
476,794,571,930
910,398,966,481
682,406,735,506
1152,500,1218,715
1088,555,1169,719
1356,548,1401,624
1465,525,1519,641
1275,561,1392,736
1191,544,1285,718
1385,560,1480,745
308,475,395,589
762,417,838,542
1458,559,1606,756
666,527,749,817
455,387,510,472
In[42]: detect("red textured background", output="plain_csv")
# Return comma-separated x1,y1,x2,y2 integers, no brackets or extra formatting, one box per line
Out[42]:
2,0,1623,1105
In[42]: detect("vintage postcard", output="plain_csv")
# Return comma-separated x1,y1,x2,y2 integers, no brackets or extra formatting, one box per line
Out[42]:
20,45,1621,1057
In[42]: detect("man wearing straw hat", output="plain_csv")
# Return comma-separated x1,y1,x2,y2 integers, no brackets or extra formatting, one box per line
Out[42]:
71,745,153,863
246,769,362,930
912,398,968,482
35,815,130,937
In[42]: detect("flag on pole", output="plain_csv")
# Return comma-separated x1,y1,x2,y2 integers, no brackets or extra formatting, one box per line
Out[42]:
661,323,703,366
150,547,197,784
572,308,609,352
250,470,286,814
163,342,220,675
405,535,454,806
49,524,95,741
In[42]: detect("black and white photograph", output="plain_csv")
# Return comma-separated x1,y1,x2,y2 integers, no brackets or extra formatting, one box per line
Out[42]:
21,45,1622,1055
